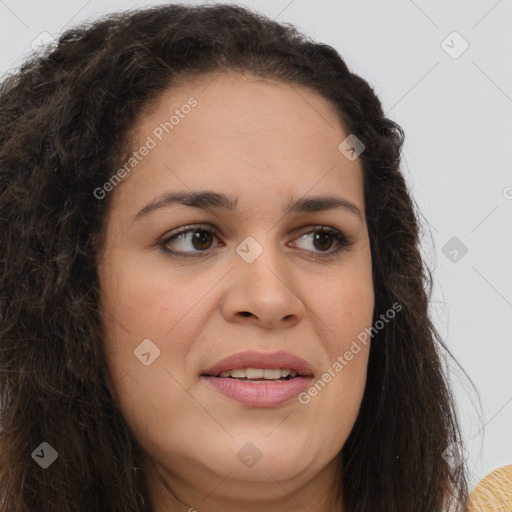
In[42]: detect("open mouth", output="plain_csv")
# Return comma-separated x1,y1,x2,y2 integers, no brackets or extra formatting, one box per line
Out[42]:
201,351,314,406
204,368,311,381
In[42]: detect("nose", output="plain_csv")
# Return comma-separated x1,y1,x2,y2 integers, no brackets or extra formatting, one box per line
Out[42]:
220,236,306,329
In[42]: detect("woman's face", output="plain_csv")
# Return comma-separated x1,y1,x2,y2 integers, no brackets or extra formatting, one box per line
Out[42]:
98,72,374,510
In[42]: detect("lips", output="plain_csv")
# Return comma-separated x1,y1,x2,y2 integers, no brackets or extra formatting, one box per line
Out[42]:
201,350,314,407
203,375,313,407
202,350,314,378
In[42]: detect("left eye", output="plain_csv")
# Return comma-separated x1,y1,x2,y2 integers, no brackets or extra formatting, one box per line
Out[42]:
159,224,351,257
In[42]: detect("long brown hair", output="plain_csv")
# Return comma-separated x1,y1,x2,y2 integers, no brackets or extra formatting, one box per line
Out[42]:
0,4,471,510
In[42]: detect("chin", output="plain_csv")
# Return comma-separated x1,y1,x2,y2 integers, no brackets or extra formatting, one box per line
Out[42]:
209,439,320,482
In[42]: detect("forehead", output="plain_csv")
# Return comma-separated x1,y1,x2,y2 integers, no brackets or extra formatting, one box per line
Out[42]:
112,72,364,218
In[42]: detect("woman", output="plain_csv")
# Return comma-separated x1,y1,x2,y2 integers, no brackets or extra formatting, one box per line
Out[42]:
0,4,471,511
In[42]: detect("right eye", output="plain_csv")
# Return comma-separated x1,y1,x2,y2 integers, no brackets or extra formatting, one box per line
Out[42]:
159,224,223,256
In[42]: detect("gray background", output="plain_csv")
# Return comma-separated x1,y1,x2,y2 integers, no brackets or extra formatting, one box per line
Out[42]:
1,0,511,490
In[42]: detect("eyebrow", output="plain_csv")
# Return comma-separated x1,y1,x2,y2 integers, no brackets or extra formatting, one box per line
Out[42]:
132,190,363,222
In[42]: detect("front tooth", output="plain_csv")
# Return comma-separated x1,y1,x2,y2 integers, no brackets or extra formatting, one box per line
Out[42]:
262,369,283,379
220,368,296,379
245,368,264,379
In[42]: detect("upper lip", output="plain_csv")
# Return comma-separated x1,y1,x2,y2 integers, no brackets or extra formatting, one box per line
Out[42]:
202,350,314,377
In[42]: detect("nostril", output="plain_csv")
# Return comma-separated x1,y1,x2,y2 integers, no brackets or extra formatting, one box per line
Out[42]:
239,311,252,317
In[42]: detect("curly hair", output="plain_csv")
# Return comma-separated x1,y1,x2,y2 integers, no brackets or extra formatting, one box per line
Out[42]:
0,3,470,511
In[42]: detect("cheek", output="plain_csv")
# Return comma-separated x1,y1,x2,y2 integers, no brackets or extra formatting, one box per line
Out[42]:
300,283,373,459
311,257,374,352
98,256,188,398
98,253,223,412
99,254,207,342
302,256,374,431
309,277,373,398
98,264,200,446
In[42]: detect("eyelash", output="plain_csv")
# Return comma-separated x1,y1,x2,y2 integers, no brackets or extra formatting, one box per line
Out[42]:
158,223,353,260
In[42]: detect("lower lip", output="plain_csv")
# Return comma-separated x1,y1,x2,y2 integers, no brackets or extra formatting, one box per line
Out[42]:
202,376,313,407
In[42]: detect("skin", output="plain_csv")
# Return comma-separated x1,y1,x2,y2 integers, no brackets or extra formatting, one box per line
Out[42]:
97,71,374,512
